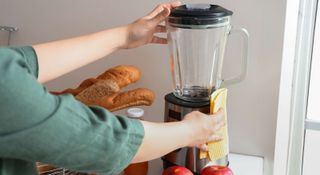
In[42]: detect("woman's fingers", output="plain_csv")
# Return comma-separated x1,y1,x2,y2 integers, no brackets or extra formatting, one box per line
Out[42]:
212,108,225,120
210,109,225,124
155,25,167,33
208,134,223,142
169,1,182,8
198,134,223,151
198,144,208,152
149,7,170,26
146,1,181,19
146,5,166,19
149,25,166,44
151,36,167,44
212,119,226,132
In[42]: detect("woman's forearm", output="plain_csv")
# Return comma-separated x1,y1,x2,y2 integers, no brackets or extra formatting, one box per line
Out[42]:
132,121,191,163
34,2,181,83
34,26,128,83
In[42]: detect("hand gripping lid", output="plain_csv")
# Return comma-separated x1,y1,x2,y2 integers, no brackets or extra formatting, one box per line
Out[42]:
168,4,233,26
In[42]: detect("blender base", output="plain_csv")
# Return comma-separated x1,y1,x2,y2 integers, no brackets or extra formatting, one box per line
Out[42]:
162,93,228,174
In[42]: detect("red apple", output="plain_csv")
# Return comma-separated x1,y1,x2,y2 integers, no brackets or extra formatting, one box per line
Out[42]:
201,166,233,175
162,166,193,175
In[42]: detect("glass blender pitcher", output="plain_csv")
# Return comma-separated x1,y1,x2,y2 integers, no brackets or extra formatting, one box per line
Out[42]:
167,4,249,101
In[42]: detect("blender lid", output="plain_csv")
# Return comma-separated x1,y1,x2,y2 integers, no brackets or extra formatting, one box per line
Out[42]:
168,4,233,26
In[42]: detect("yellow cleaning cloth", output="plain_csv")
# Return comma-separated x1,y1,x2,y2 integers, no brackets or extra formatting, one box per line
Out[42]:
199,88,229,161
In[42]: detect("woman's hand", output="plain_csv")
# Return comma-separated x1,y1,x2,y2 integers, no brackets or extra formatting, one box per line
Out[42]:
122,1,181,49
182,109,225,151
132,109,225,163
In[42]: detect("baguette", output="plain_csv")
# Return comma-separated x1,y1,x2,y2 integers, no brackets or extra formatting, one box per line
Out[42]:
51,65,140,96
91,88,155,112
52,65,155,111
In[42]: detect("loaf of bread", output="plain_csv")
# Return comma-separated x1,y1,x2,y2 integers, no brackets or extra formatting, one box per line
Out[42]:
52,65,155,112
76,79,120,102
80,88,155,112
96,65,141,88
53,65,141,96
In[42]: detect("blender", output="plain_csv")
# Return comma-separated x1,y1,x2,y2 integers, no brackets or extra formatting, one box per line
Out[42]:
162,4,249,174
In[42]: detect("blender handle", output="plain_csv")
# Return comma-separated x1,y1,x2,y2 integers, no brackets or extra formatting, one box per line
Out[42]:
221,27,249,86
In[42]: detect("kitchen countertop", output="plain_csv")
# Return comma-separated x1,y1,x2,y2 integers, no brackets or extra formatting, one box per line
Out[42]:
228,153,264,175
119,152,264,175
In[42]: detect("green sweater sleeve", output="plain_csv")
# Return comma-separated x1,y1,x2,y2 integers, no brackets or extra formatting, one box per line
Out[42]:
0,46,144,175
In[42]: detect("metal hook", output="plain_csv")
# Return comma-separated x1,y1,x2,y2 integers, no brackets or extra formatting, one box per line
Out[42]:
0,26,18,46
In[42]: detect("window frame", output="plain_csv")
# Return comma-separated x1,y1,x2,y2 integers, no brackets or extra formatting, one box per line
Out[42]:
273,0,318,175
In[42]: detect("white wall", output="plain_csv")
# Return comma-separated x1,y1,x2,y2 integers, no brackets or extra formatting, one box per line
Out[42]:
0,0,286,174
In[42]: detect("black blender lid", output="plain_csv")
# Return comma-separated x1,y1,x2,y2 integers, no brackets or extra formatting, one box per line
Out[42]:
168,4,233,26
